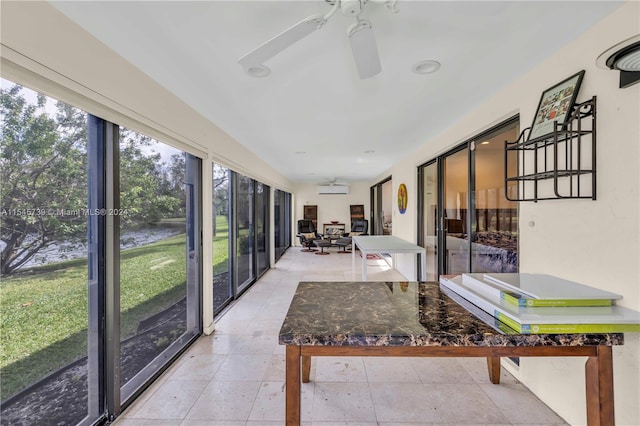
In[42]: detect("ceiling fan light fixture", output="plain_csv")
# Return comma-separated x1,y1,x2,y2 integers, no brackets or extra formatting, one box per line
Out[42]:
596,35,640,88
245,65,271,78
412,60,441,75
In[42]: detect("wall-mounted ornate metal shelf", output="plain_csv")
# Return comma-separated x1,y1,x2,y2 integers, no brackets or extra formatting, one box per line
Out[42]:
505,96,596,202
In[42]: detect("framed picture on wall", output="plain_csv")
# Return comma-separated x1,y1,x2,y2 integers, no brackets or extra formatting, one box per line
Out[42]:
528,70,585,141
303,205,317,228
350,205,364,222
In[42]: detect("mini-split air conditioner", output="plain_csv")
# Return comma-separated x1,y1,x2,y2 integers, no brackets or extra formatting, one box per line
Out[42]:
317,185,349,195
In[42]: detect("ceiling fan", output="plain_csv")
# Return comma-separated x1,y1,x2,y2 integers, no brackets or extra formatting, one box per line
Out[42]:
320,177,349,186
237,0,399,79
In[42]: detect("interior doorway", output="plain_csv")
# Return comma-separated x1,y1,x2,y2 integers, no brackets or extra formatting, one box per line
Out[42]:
370,177,392,235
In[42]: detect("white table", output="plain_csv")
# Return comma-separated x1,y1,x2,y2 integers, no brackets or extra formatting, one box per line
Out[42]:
352,235,427,281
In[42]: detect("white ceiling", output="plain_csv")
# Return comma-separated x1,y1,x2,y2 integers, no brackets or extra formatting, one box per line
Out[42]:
51,1,621,184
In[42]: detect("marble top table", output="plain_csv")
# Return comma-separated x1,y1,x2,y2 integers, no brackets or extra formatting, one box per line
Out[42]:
352,235,427,280
279,281,623,425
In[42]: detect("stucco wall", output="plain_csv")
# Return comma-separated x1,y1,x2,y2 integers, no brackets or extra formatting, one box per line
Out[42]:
381,2,639,424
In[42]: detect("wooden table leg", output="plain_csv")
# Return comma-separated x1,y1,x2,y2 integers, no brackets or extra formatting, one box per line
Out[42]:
286,345,301,426
585,345,615,426
302,355,311,383
486,356,501,384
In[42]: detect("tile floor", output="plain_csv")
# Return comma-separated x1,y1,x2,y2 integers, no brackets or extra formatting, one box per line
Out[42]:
114,248,567,425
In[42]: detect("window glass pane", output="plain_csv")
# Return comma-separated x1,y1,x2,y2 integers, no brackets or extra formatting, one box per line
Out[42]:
472,123,519,273
421,162,438,281
235,175,254,292
1,81,95,425
213,163,231,313
118,128,196,399
443,148,469,275
255,183,269,276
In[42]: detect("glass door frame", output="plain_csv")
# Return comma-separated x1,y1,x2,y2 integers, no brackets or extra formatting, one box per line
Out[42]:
370,176,392,235
418,115,519,280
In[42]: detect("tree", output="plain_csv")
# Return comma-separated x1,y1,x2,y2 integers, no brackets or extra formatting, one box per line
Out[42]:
0,85,87,275
212,164,229,236
0,84,187,275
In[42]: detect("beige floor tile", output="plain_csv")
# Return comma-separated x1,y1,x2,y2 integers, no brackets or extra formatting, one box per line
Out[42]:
480,382,567,424
213,354,272,381
363,357,421,383
115,249,569,425
309,423,379,426
184,380,261,421
229,333,279,355
457,357,520,385
410,357,475,384
166,353,226,381
314,357,367,382
422,383,509,424
113,419,182,425
378,423,434,426
186,333,239,355
368,382,438,423
261,354,285,382
131,380,209,420
247,380,314,421
312,383,376,422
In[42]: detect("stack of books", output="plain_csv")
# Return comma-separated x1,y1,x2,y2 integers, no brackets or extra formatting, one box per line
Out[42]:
440,273,640,334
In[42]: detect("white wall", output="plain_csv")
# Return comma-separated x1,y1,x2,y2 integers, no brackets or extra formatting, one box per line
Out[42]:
380,2,640,424
293,182,370,244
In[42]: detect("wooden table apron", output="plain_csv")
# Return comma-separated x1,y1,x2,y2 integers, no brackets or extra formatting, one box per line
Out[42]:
284,344,614,426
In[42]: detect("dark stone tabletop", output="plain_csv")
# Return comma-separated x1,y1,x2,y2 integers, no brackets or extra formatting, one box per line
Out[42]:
279,281,624,347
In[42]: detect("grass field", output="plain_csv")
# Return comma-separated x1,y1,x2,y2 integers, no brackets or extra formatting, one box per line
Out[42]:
0,216,230,401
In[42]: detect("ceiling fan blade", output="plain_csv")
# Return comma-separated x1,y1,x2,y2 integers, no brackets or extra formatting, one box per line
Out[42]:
238,15,325,68
348,20,381,79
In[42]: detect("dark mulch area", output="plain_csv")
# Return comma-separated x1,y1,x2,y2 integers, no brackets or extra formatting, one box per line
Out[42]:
2,272,233,426
1,299,187,426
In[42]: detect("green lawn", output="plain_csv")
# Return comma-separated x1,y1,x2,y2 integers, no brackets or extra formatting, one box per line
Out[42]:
0,216,232,400
213,215,230,274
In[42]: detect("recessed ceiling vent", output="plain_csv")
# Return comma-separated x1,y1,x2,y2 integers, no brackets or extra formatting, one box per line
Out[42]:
317,185,349,195
596,34,640,88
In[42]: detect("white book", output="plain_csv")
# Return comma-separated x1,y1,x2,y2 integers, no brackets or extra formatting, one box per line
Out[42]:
483,273,622,300
462,273,621,307
440,275,640,334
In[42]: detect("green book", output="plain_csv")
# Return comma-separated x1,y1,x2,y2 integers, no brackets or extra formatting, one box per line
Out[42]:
441,276,640,334
462,273,620,307
494,312,640,334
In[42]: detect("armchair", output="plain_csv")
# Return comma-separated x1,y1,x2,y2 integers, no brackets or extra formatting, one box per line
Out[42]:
297,219,321,252
335,219,368,253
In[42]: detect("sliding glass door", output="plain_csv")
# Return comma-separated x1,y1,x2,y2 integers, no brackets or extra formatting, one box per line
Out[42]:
118,131,201,403
418,161,438,281
274,189,292,261
0,79,203,424
212,163,232,313
471,122,519,273
443,147,470,275
235,175,254,294
212,169,274,315
255,183,269,278
418,117,519,279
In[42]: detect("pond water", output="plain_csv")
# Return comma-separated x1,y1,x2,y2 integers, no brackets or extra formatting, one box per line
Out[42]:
0,226,184,270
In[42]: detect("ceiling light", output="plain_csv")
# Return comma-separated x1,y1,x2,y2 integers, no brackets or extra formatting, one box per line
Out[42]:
596,35,640,88
412,60,441,75
244,65,271,78
363,150,375,154
480,141,490,145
